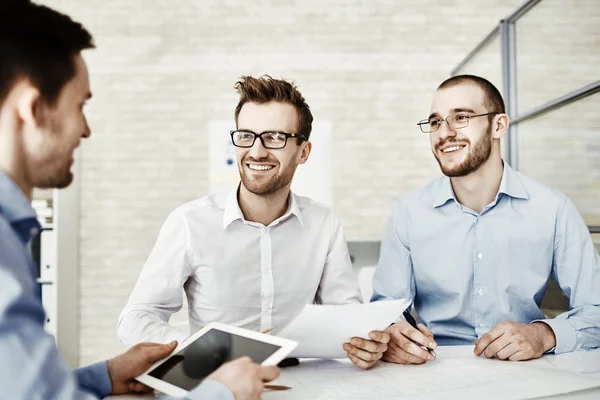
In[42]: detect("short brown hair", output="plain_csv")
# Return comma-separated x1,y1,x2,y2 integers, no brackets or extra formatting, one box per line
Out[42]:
234,75,313,141
438,75,506,117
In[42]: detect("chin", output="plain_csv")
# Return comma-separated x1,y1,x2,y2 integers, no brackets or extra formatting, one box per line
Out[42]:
37,171,74,189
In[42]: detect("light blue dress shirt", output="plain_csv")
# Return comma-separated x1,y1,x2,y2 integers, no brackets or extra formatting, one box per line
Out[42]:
372,163,600,354
0,170,233,400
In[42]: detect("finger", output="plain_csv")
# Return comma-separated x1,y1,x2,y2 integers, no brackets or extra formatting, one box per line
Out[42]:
496,342,521,360
347,352,375,370
397,323,437,349
388,327,431,360
483,334,510,359
398,335,434,361
508,351,528,361
384,342,428,364
129,380,153,393
417,323,434,338
474,326,505,355
258,365,281,382
368,330,391,344
350,337,387,353
344,343,383,363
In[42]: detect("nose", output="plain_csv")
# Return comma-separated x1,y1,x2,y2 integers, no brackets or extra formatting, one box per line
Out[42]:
246,136,269,159
82,116,91,138
437,118,456,141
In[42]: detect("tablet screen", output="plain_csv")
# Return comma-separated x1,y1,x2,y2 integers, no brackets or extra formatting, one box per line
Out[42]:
148,328,282,390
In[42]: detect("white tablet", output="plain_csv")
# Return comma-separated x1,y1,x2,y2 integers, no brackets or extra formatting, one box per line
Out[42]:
136,322,298,397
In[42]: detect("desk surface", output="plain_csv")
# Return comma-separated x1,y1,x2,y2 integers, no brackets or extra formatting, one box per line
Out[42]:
106,346,600,400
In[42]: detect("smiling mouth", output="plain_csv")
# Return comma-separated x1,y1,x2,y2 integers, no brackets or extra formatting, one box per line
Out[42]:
246,163,275,171
440,144,467,153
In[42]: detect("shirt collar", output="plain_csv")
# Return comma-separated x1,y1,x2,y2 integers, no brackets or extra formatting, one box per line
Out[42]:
432,162,529,209
497,162,530,200
222,186,304,229
0,170,41,243
432,175,456,208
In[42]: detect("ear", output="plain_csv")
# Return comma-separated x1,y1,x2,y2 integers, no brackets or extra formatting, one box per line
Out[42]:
296,140,312,165
492,113,510,140
12,82,43,128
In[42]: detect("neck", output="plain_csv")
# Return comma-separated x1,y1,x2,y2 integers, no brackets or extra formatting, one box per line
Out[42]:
238,184,291,226
450,150,503,214
0,111,33,200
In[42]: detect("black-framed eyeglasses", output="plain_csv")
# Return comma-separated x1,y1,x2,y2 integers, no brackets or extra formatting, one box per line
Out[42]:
417,112,499,133
230,130,307,149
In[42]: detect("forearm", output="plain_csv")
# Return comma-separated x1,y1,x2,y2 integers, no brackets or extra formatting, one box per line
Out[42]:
117,308,188,347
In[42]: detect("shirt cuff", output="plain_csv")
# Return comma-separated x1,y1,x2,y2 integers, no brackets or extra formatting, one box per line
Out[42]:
533,318,577,354
74,361,112,398
187,380,234,400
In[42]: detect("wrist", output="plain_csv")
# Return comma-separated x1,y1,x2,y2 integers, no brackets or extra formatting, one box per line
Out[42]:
533,322,556,352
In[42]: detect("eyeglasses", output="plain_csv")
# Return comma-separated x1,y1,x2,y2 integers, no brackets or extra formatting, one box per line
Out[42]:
230,130,306,149
417,112,499,133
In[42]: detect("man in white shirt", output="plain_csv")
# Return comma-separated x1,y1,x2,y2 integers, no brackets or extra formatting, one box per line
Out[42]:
118,75,389,369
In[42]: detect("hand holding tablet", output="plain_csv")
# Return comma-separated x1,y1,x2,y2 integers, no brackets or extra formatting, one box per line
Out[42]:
136,322,297,398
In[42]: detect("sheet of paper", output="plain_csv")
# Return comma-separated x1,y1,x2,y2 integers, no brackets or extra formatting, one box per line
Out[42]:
276,299,409,358
264,346,600,400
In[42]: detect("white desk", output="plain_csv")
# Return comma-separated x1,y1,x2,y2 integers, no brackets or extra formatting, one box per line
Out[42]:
106,346,600,400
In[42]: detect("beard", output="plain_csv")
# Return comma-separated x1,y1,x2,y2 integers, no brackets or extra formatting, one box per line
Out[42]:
433,127,492,177
239,156,297,197
36,162,74,189
32,110,76,189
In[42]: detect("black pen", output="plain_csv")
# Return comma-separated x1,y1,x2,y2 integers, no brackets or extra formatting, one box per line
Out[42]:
402,310,436,357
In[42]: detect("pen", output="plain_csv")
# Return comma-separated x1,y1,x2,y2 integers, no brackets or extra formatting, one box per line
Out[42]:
402,310,436,357
264,384,292,391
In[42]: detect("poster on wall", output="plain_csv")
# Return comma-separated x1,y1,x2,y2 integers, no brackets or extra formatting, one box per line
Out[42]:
208,120,333,207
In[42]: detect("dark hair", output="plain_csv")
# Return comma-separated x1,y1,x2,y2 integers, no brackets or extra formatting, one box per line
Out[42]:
0,1,95,108
438,75,506,118
234,75,314,141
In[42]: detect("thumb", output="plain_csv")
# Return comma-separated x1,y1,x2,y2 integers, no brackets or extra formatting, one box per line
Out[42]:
259,365,280,382
145,341,178,362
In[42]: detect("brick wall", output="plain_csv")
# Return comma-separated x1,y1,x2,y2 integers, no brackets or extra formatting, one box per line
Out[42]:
42,0,599,365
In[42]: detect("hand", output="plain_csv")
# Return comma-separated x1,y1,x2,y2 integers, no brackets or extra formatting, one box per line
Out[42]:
107,341,178,395
382,321,437,365
343,330,390,369
206,356,281,400
474,321,556,361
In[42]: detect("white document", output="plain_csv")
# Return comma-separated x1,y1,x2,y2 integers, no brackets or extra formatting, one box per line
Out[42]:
266,346,600,400
277,300,409,358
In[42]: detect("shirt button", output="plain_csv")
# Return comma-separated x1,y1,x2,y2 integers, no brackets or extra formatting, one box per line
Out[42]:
29,227,39,236
479,323,484,327
478,288,484,295
477,252,483,259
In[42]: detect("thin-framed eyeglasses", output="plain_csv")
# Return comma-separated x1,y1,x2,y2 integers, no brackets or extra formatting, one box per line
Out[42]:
230,130,307,149
417,112,499,134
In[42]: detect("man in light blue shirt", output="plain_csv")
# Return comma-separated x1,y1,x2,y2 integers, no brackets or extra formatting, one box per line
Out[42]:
372,75,600,364
0,2,278,399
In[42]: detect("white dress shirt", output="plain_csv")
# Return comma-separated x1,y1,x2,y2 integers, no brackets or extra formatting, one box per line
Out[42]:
118,189,362,346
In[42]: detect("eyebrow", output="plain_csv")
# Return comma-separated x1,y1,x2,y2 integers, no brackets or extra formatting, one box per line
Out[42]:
428,107,477,120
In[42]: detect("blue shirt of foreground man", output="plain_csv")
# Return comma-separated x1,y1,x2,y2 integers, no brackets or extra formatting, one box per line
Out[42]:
0,2,278,399
371,74,600,364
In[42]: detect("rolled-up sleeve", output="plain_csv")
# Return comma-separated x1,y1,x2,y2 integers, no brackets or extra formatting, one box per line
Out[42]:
538,197,600,353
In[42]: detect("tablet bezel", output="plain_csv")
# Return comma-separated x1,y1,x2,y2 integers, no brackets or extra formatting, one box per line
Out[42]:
136,321,298,397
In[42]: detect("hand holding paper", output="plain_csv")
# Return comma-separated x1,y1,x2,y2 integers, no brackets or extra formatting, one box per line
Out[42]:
277,299,410,359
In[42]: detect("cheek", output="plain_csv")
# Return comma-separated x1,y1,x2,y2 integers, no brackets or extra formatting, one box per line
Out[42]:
235,149,247,164
430,135,438,149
